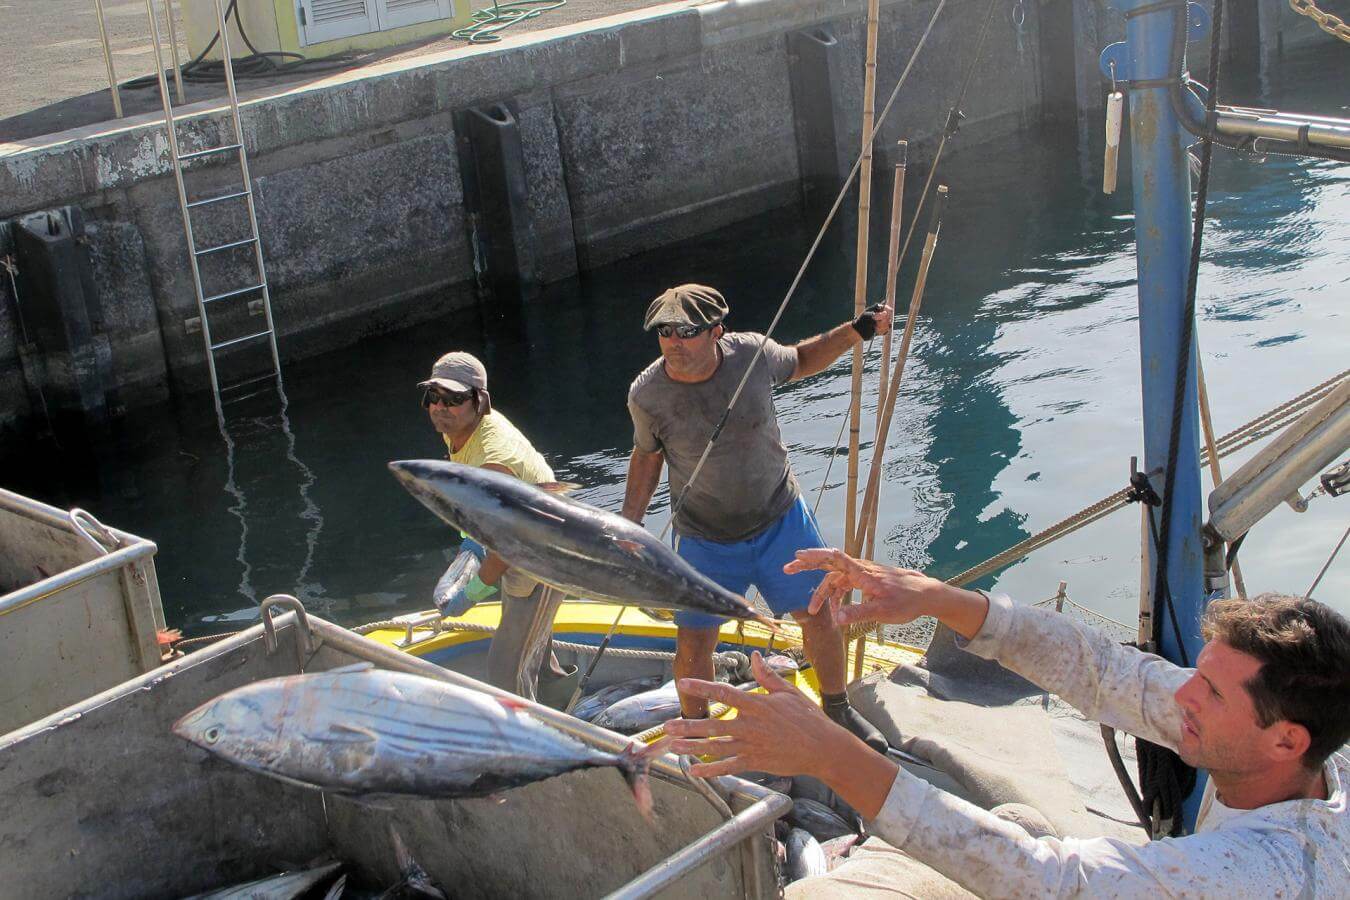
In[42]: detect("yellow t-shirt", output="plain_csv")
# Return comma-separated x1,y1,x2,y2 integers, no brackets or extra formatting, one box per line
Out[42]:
443,410,554,484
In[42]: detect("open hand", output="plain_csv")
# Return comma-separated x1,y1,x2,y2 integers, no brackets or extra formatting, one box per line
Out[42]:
785,548,941,627
662,652,853,779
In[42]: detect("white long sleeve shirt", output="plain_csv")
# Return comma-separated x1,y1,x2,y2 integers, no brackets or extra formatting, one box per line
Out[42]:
868,593,1350,898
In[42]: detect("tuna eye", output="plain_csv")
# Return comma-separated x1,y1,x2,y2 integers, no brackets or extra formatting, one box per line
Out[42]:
203,726,221,744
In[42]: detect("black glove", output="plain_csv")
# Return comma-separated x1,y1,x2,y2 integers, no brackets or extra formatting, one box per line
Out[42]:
851,303,889,341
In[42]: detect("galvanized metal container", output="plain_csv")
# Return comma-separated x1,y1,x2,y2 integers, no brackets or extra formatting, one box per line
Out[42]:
0,487,165,736
0,599,785,898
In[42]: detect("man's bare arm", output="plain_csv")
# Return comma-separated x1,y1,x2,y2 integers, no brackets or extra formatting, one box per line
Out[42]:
790,305,893,381
791,322,862,381
622,447,664,524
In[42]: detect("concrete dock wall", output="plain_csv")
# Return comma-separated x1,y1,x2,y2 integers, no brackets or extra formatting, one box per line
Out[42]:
2,0,1069,434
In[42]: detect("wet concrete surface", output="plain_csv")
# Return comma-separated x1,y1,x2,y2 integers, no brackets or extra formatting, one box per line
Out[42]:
0,0,695,144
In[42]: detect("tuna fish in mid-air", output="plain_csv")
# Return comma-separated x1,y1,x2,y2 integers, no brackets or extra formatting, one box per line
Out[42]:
173,664,667,817
387,460,775,627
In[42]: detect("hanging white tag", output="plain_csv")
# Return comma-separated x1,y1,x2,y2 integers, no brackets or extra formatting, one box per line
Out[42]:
1104,91,1124,195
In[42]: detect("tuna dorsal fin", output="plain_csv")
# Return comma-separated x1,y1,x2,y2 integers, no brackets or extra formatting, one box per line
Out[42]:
538,481,581,495
327,662,375,676
327,723,379,743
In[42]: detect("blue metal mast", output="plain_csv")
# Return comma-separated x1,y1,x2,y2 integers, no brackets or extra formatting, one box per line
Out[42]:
1102,0,1210,830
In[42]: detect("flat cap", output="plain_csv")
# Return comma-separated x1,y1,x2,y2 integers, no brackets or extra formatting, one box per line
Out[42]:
642,284,728,331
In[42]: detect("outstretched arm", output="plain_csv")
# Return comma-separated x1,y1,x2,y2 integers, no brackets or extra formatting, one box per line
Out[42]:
786,549,1187,749
666,654,1297,899
790,305,894,381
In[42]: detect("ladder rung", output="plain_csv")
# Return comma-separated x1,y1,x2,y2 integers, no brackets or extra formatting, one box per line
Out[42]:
221,372,278,392
179,143,242,161
220,373,280,402
202,283,265,304
187,189,251,209
222,385,280,406
211,330,272,351
194,237,258,257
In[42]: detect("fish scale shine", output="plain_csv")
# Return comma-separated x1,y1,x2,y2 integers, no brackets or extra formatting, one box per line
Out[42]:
388,460,773,625
174,667,636,801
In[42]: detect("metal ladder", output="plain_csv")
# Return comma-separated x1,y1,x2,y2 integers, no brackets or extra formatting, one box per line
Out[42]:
143,0,283,417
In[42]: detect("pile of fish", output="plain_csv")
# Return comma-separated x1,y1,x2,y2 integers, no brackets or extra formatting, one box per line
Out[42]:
388,460,777,628
181,828,444,899
173,663,667,818
740,772,866,886
567,652,767,735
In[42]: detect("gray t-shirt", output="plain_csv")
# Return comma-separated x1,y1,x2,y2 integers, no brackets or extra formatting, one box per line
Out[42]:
628,331,801,542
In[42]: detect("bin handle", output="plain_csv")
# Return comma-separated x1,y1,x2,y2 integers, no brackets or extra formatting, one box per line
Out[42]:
69,508,122,554
261,594,314,669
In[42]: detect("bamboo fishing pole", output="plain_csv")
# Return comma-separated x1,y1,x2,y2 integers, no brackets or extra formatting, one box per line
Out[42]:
847,0,882,560
855,186,949,558
853,143,908,679
1196,354,1247,597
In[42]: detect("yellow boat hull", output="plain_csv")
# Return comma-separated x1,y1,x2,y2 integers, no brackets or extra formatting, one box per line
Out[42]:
359,600,923,738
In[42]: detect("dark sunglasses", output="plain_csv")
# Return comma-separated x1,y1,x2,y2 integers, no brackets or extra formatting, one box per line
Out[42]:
654,322,715,339
421,387,474,409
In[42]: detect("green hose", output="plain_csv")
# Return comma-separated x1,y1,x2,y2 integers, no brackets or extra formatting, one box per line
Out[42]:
452,0,568,44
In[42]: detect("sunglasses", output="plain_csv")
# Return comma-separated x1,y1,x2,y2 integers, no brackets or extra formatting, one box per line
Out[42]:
654,322,715,339
421,387,474,409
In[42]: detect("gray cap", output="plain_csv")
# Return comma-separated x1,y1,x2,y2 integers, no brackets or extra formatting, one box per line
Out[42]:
643,284,728,331
418,351,487,393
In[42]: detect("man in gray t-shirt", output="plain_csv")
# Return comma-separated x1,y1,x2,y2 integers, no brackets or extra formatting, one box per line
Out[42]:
623,284,892,750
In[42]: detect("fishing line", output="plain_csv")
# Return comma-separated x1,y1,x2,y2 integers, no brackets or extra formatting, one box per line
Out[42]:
661,0,959,538
571,0,962,706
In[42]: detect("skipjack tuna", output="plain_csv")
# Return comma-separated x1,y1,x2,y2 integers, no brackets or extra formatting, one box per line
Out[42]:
173,664,669,817
387,460,777,628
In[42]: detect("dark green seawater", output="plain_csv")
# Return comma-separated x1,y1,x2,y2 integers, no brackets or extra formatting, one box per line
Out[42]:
7,45,1348,636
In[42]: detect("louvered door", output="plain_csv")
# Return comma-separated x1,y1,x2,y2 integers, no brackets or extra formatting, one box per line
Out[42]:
298,0,381,45
376,0,453,30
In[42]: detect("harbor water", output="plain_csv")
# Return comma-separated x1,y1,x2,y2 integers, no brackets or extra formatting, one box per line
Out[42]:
6,45,1348,637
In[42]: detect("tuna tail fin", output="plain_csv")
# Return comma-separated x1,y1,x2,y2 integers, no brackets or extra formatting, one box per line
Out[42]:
752,612,786,636
618,737,673,823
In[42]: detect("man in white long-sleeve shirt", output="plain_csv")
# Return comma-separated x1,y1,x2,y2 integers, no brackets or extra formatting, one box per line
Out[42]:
664,549,1350,898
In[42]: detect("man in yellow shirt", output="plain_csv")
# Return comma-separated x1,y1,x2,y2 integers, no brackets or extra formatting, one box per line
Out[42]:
419,351,576,705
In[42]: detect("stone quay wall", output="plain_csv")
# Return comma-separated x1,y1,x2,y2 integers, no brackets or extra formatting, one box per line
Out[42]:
0,0,1311,435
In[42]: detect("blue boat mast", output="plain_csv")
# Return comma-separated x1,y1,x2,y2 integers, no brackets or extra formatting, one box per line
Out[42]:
1102,0,1210,829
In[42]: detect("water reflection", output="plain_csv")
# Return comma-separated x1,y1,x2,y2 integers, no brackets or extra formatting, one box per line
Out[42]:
6,46,1348,633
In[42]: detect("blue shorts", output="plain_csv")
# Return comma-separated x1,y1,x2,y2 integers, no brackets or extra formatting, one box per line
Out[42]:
672,496,828,629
